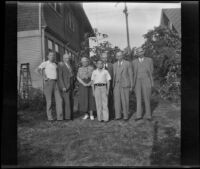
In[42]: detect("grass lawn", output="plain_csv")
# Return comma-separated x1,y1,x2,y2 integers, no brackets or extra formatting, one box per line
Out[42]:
18,93,180,167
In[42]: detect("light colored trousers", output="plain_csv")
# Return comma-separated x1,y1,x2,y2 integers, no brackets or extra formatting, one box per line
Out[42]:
44,80,63,120
135,78,152,119
94,86,109,121
113,83,130,119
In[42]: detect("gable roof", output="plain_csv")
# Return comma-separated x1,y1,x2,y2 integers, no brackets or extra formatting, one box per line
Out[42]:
160,8,181,37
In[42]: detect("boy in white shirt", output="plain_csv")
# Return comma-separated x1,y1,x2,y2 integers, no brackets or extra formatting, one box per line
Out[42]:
91,60,111,122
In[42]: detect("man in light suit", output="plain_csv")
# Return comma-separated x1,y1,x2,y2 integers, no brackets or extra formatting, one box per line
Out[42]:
132,47,154,121
113,51,133,121
100,52,114,120
57,53,74,121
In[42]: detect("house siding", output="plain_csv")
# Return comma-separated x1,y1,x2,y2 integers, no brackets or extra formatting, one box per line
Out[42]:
18,2,39,31
42,3,81,51
17,31,43,89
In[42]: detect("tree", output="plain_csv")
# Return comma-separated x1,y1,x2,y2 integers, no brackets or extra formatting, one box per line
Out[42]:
142,26,181,102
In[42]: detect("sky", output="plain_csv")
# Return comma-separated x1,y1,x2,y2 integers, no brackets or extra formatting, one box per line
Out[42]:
83,2,181,51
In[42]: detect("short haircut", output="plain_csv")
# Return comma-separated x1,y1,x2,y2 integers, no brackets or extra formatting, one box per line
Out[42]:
116,51,123,55
97,59,103,63
63,53,70,58
81,57,89,62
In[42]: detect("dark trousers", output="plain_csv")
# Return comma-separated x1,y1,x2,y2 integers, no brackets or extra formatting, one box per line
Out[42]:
61,91,72,120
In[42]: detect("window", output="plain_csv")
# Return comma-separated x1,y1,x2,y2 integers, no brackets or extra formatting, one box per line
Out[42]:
55,43,61,63
49,3,62,15
55,43,59,53
48,39,53,50
66,11,75,32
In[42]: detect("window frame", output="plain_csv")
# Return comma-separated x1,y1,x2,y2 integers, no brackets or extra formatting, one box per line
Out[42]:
48,2,62,17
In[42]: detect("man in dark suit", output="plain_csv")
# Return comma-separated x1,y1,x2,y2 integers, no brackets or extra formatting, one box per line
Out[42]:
57,53,74,120
132,47,154,121
100,52,114,120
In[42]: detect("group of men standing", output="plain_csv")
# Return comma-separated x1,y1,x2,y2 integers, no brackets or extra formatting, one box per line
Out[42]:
37,47,154,122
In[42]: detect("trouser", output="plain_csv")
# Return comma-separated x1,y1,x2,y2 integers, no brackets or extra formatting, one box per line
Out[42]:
113,83,130,119
44,79,63,120
135,78,152,119
61,91,71,120
94,86,109,121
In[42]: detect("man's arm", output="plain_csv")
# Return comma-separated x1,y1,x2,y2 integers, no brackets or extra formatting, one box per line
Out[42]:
128,62,134,90
107,80,110,95
91,80,95,96
36,63,48,80
58,64,66,92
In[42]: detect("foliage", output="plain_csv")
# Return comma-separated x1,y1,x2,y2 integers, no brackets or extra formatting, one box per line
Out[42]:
78,29,122,65
142,26,181,102
18,87,46,111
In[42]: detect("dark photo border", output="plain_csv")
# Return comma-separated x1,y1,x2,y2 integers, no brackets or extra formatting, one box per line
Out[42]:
2,1,199,167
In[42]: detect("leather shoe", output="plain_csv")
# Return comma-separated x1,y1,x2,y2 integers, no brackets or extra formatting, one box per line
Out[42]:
135,117,142,121
146,118,153,122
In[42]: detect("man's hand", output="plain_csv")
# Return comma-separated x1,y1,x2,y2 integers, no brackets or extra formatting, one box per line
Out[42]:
44,77,49,81
130,86,133,92
62,88,67,92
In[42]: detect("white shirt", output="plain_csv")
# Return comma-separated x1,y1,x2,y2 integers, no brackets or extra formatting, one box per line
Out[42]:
118,60,123,66
38,60,57,79
91,69,111,84
104,63,108,69
139,57,144,62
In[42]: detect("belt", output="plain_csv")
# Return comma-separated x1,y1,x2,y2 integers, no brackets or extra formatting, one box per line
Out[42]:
45,78,57,81
94,83,107,86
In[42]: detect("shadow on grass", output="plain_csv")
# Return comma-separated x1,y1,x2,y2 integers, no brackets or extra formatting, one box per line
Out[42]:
150,121,180,166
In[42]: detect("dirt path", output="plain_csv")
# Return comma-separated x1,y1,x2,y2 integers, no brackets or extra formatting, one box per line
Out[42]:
18,97,180,166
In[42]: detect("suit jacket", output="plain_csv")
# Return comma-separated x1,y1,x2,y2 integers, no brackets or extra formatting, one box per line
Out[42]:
132,57,154,88
57,62,73,91
113,60,133,88
105,62,113,79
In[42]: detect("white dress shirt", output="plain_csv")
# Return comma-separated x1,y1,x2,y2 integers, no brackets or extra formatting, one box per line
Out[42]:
139,57,144,63
118,60,123,66
38,60,57,79
91,69,111,84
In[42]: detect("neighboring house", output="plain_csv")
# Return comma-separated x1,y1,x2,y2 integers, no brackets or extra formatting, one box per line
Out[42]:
160,8,181,37
18,2,94,89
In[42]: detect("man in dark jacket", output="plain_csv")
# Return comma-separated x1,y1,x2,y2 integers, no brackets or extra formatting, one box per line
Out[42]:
57,53,74,120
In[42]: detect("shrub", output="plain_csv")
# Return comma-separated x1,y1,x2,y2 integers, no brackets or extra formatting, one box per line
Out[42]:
142,26,181,102
18,87,46,111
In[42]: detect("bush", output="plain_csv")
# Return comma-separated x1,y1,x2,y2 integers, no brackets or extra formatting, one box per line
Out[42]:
142,26,181,102
18,87,46,111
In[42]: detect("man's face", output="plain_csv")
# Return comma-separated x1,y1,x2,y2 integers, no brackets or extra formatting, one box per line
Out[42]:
63,54,71,63
81,58,89,67
116,52,123,61
101,53,108,63
138,51,144,58
97,61,103,69
48,52,55,62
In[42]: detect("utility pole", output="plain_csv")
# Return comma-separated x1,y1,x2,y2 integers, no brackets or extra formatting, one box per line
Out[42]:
123,2,131,53
115,2,131,53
